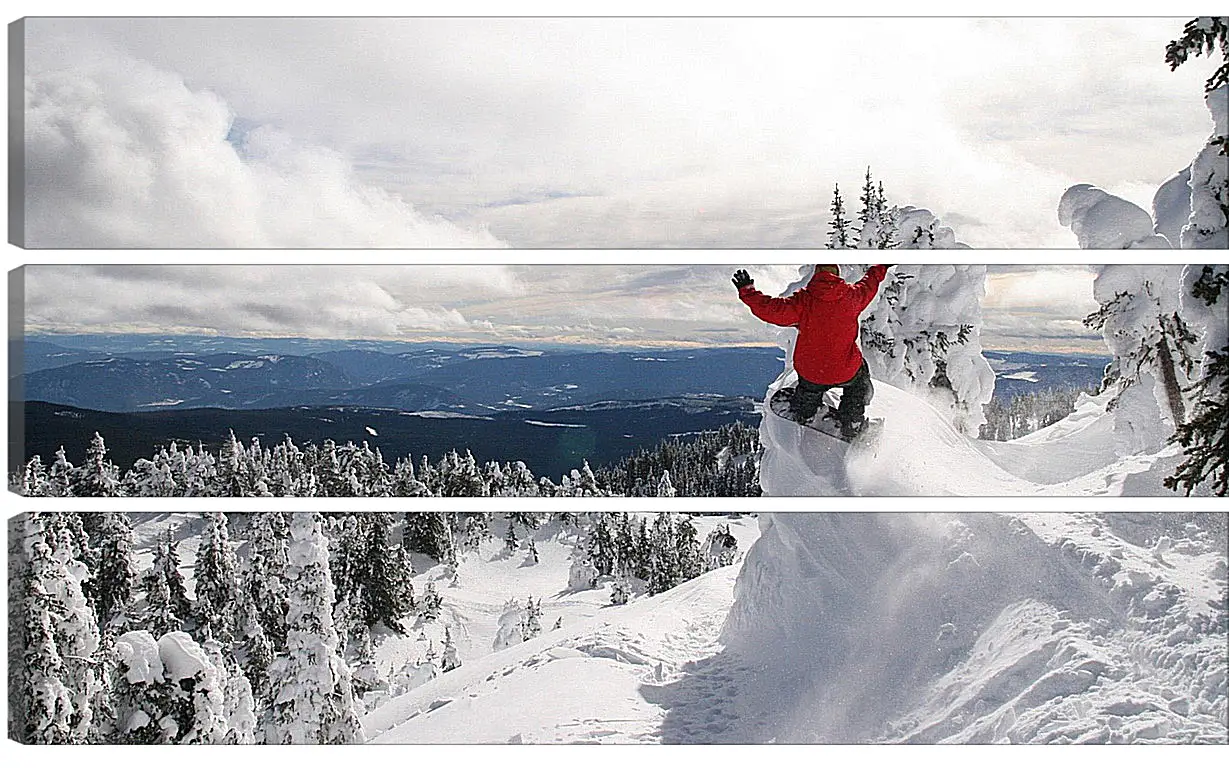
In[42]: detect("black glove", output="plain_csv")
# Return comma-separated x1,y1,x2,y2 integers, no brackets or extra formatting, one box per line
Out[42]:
732,269,753,289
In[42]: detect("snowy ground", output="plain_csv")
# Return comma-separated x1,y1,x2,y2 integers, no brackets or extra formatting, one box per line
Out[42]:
759,379,1195,496
722,513,1227,744
357,513,1224,745
363,514,761,743
122,512,1225,744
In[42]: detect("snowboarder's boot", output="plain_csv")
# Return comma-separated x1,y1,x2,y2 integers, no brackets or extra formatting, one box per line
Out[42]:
839,417,866,440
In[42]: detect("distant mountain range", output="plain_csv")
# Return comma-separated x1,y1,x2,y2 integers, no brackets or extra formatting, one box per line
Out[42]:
11,334,1110,474
14,338,786,414
984,350,1110,400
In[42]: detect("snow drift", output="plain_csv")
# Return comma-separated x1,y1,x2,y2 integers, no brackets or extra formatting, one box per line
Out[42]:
722,513,1228,743
758,375,1191,495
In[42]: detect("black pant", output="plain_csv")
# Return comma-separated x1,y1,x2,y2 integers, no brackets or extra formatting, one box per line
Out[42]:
791,361,873,426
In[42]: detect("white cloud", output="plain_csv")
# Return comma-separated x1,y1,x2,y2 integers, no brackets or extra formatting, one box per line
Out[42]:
22,43,504,247
21,17,1216,248
23,264,1115,353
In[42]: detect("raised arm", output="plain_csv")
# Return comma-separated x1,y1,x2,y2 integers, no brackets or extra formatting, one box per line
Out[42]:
847,264,889,311
736,278,805,328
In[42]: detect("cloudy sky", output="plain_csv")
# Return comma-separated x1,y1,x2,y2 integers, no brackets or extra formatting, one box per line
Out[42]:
20,17,1218,248
22,264,1108,354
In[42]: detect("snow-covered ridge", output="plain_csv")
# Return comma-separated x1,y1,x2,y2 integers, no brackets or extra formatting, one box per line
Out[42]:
758,377,1187,495
721,513,1228,743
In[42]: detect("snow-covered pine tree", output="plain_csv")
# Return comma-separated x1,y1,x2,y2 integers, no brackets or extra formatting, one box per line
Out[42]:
91,512,137,634
675,516,704,581
246,512,289,646
872,181,899,249
703,523,740,570
441,626,461,672
46,535,104,742
586,516,617,576
112,630,229,744
141,540,183,637
1084,266,1200,454
492,599,529,651
235,586,275,705
46,448,75,497
647,513,680,595
827,184,853,249
855,167,878,248
853,264,996,436
1164,19,1228,249
264,513,365,744
504,519,520,553
73,433,122,496
1166,265,1229,495
656,470,677,498
328,513,364,604
1165,17,1229,96
125,456,178,496
16,521,76,744
420,582,442,621
610,577,630,606
456,512,492,553
357,513,414,632
204,640,256,744
524,597,542,639
567,539,600,590
20,456,48,496
194,512,239,642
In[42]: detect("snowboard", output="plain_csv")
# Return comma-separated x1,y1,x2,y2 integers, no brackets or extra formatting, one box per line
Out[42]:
769,386,883,444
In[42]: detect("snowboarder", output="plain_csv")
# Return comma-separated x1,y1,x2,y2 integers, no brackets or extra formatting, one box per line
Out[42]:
733,265,889,438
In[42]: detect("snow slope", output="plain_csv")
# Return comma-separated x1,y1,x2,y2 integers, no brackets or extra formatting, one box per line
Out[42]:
722,513,1227,744
364,515,761,743
758,379,1192,496
361,512,1225,744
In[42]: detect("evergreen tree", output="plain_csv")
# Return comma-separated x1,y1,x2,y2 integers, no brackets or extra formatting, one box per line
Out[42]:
420,582,443,621
524,597,542,639
648,513,680,595
73,433,122,496
872,181,899,249
20,456,48,496
1165,16,1229,93
827,183,853,249
141,542,183,637
245,512,289,646
610,577,630,606
264,513,366,744
703,523,740,570
46,448,75,497
235,591,274,707
441,627,461,672
504,519,521,553
91,513,137,633
405,511,457,565
656,469,677,498
1167,265,1229,495
675,515,704,581
357,513,414,632
1084,266,1201,452
205,640,256,744
194,512,238,643
17,527,76,744
111,630,229,744
856,167,878,247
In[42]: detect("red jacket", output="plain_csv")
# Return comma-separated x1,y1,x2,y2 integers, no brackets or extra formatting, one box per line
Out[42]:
739,265,888,385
